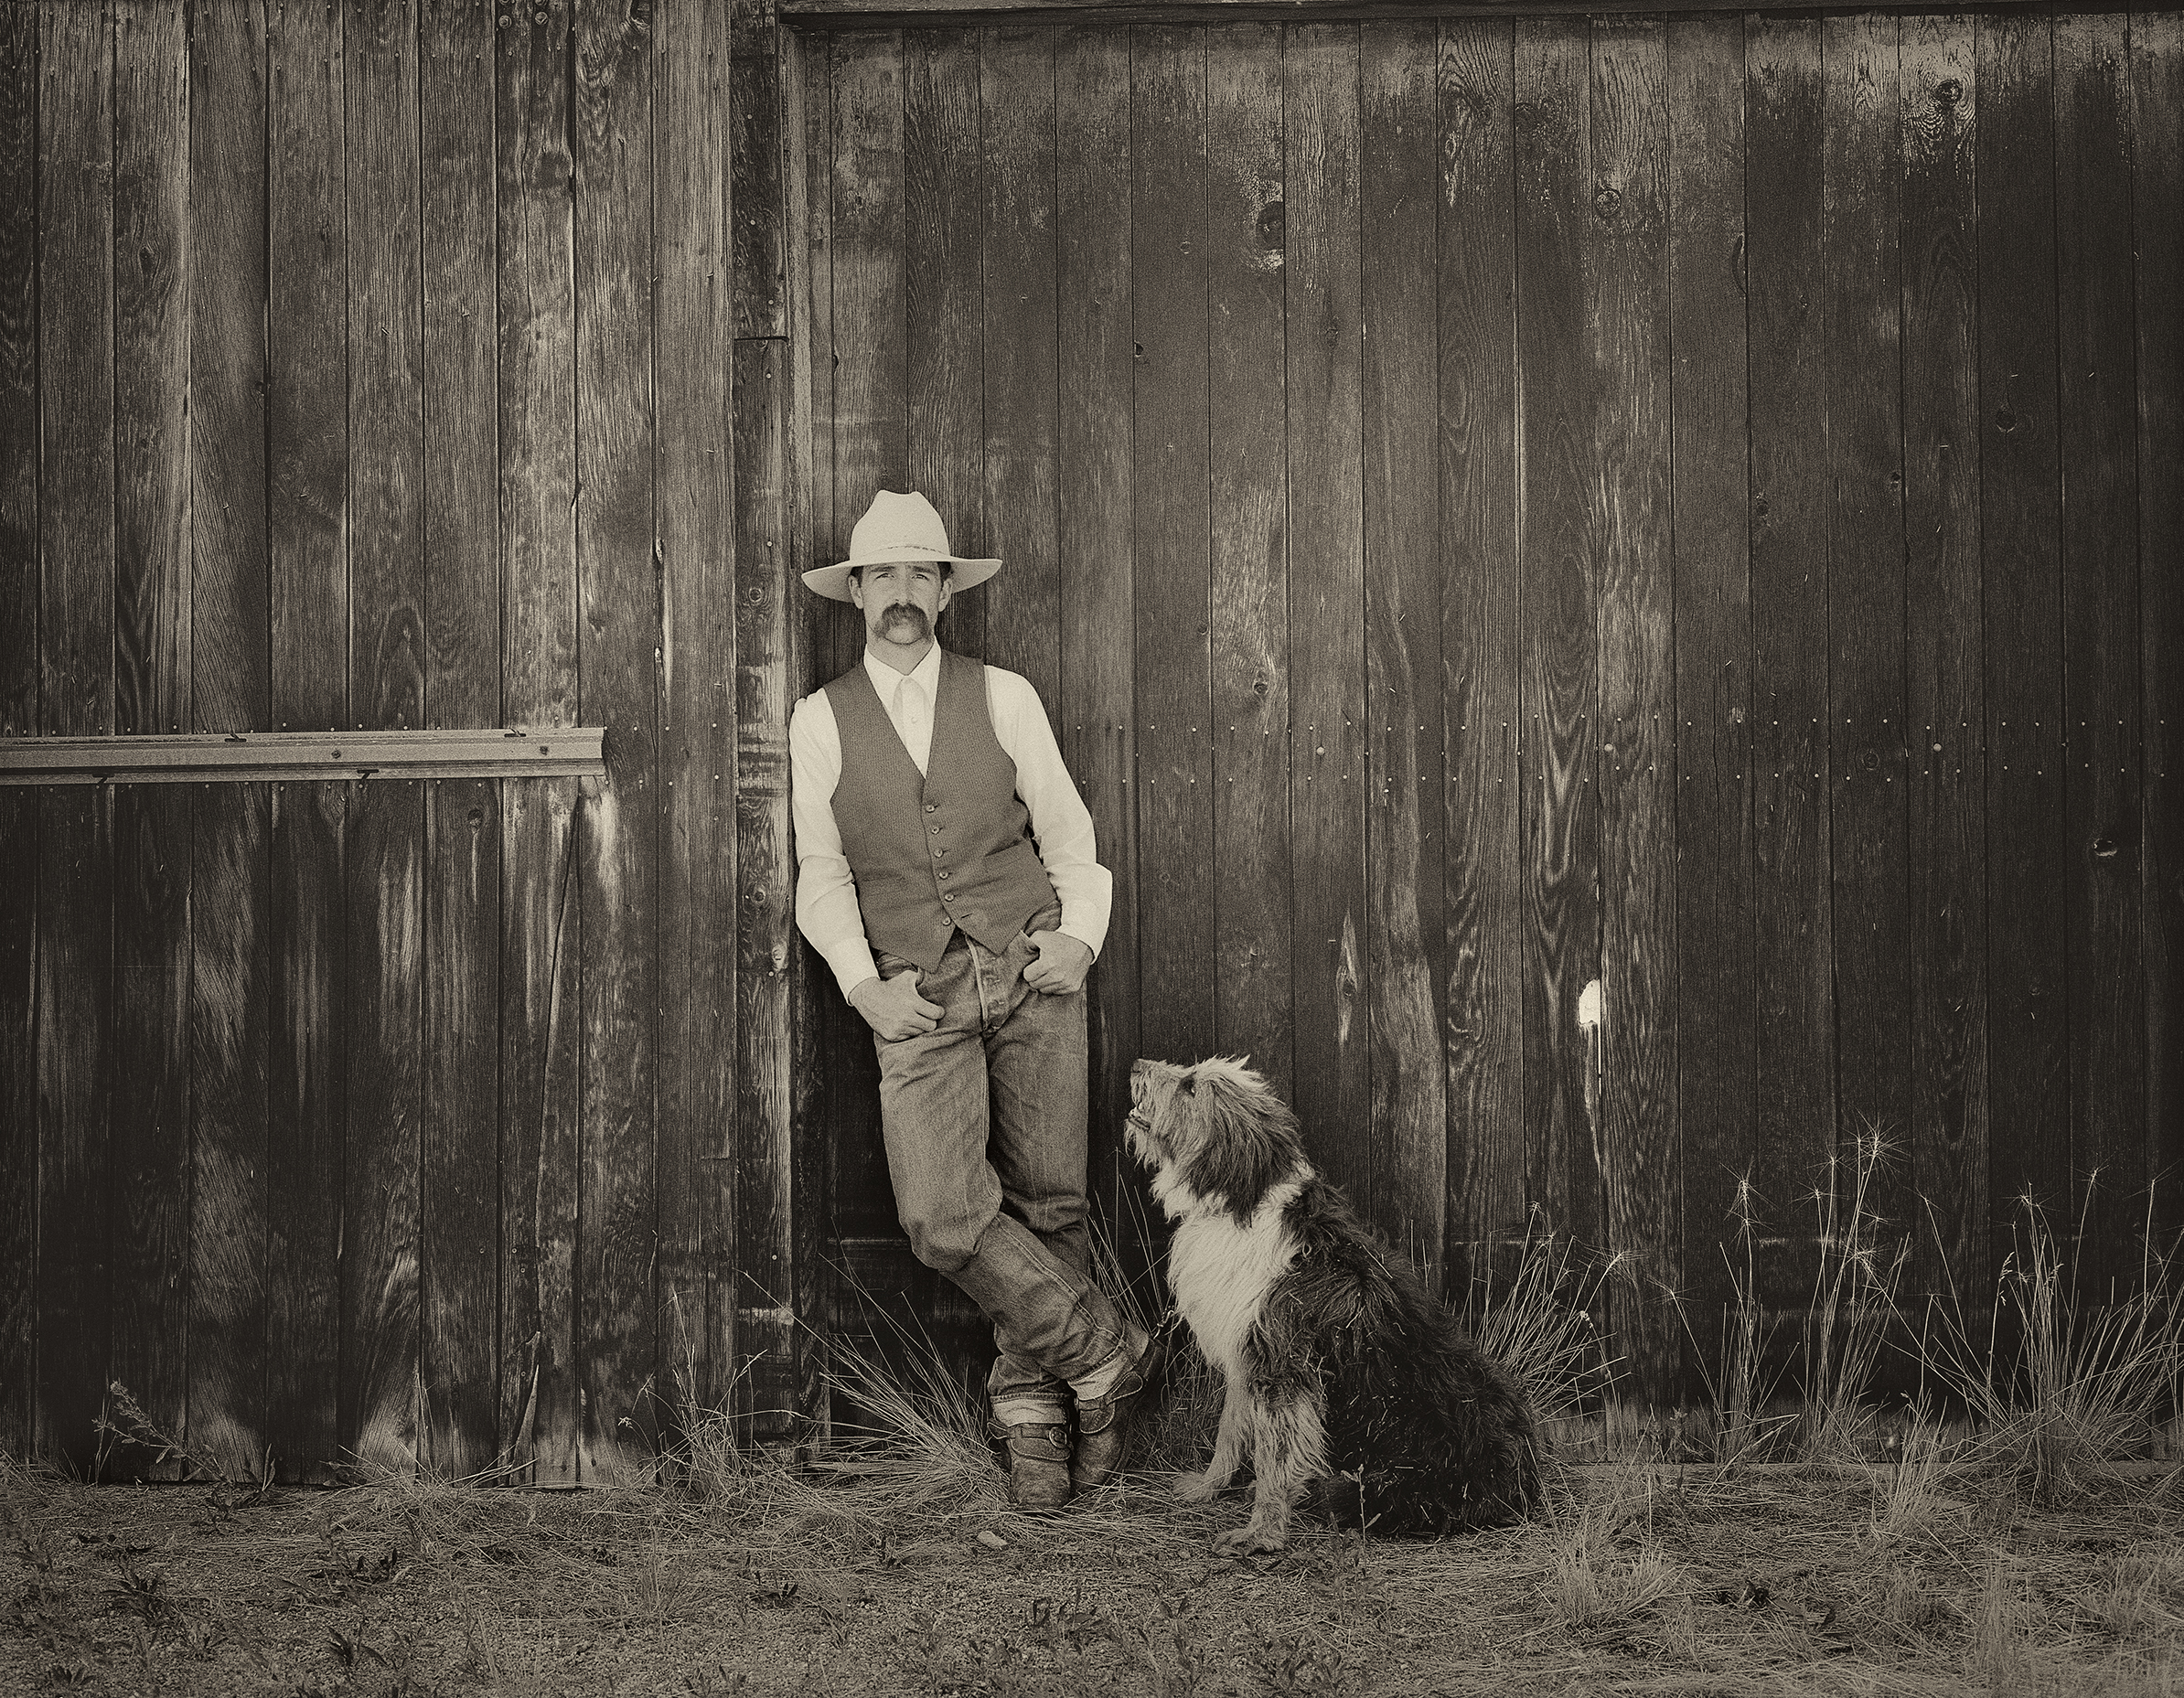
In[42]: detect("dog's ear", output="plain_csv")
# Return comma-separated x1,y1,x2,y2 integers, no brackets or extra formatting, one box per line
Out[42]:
1183,1063,1301,1220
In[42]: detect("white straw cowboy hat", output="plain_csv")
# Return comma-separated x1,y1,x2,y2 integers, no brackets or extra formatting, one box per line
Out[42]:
801,490,1001,603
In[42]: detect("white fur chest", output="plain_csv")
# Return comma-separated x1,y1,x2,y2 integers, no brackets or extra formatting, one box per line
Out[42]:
1164,1176,1307,1377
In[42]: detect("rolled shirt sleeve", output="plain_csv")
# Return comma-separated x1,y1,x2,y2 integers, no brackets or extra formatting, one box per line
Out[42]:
788,691,883,1000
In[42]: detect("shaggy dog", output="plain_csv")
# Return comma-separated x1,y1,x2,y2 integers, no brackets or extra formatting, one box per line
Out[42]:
1128,1056,1540,1554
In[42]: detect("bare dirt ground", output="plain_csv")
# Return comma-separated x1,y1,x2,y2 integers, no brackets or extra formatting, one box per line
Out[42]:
5,1446,2184,1698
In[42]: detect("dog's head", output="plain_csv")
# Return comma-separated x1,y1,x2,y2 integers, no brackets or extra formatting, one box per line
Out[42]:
1128,1056,1308,1223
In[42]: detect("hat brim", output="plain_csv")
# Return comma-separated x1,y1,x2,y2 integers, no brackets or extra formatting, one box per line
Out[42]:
801,553,1002,603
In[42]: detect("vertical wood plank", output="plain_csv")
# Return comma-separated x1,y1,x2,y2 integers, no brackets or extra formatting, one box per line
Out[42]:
189,0,270,737
731,53,787,342
189,782,271,1479
820,32,899,1252
0,2,32,1457
1513,16,1600,1259
36,0,116,1472
1745,16,1835,1306
656,0,733,1433
1363,20,1445,1264
109,0,191,1476
1133,23,1214,1068
2054,11,2144,1288
1438,20,1523,1294
420,0,501,1479
1823,13,1911,1244
1205,22,1290,1096
497,0,580,1486
343,0,427,1479
735,336,797,1440
1666,13,1750,1376
1900,14,1989,1301
1055,25,1137,1214
188,1,272,1479
1977,13,2067,1257
341,777,424,1474
1287,23,1367,1201
266,0,348,1483
2136,13,2184,1251
980,27,1059,710
906,27,985,660
1589,15,1678,1397
573,0,658,1483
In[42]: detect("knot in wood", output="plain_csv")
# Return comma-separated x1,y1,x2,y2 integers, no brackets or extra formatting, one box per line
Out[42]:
1593,186,1621,219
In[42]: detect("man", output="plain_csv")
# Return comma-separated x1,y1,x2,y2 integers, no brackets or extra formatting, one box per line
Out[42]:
789,489,1162,1509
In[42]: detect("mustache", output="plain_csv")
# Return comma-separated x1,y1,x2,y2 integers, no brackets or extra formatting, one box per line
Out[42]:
880,603,931,632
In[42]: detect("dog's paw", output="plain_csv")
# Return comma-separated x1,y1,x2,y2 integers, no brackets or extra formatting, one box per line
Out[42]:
1172,1470,1227,1505
1212,1522,1288,1556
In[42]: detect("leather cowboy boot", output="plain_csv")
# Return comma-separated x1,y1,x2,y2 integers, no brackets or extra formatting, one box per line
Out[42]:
1071,1336,1169,1492
989,1418,1074,1511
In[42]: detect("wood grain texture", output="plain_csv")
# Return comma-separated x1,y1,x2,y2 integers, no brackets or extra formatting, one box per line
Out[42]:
732,52,788,340
422,778,498,1476
497,0,579,1487
0,4,32,742
34,2,115,1471
1900,14,1988,1301
1287,23,1368,1201
1205,21,1291,1095
573,0,659,1484
907,26,987,659
189,0,270,736
114,0,189,741
187,1,272,1478
1665,12,1750,1372
266,781,344,1482
1976,13,2068,1254
1589,14,1677,1398
1744,16,1835,1304
1132,23,1215,1067
1437,19,1523,1293
1513,15,1599,1257
188,784,272,1478
0,6,27,1452
1055,25,1138,1217
39,0,114,741
341,780,424,1475
419,0,503,1479
2135,12,2184,1251
341,0,428,1482
105,0,192,1479
1821,11,1910,1243
422,0,500,732
735,336,798,1440
656,0,734,1431
820,30,899,1243
37,791,112,1471
1363,19,1446,1264
268,0,347,734
980,27,1059,710
2053,10,2144,1288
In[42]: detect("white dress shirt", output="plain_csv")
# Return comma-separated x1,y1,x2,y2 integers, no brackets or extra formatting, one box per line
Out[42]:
790,643,1113,999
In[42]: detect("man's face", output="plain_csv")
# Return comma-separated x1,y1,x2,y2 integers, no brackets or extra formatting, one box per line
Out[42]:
851,559,951,647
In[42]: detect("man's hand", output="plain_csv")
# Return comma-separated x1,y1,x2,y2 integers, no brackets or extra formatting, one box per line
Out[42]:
849,971,944,1041
1022,931,1093,997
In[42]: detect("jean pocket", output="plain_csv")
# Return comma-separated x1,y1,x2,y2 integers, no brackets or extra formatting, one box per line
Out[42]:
1020,901,1063,943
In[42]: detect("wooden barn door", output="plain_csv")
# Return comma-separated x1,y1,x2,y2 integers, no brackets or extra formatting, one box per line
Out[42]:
791,14,2184,1411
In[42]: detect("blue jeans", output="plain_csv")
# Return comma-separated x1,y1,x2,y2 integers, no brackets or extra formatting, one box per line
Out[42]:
873,904,1129,1423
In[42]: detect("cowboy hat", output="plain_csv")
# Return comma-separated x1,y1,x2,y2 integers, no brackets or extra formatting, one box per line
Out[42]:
800,490,1001,603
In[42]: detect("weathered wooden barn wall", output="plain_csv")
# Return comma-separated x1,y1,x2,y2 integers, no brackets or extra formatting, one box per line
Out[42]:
797,11,2184,1403
0,0,808,1479
0,0,2179,1477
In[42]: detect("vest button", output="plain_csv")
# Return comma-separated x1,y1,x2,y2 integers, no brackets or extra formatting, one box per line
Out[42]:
944,892,956,902
925,804,937,812
937,871,948,881
929,825,939,835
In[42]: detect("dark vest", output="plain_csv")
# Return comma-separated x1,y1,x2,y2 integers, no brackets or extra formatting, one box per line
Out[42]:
824,649,1055,973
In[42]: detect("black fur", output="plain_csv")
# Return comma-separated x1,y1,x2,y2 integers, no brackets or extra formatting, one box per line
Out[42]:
1177,1064,1305,1223
1245,1176,1539,1532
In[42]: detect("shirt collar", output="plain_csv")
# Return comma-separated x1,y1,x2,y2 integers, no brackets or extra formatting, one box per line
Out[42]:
864,641,943,704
